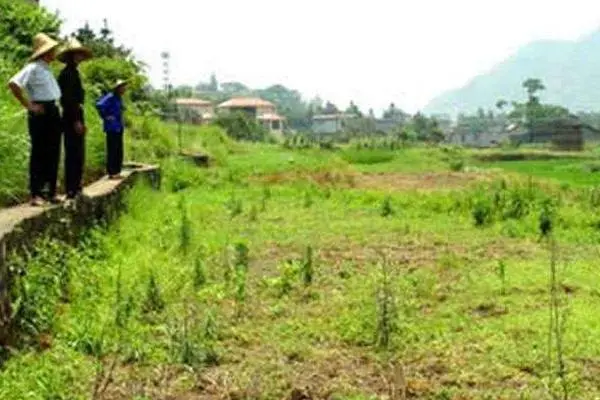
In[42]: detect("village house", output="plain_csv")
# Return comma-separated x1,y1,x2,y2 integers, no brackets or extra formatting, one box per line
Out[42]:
174,98,214,124
217,97,285,135
311,113,356,135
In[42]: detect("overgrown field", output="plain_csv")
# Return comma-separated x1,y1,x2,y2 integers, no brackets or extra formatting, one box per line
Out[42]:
4,144,600,399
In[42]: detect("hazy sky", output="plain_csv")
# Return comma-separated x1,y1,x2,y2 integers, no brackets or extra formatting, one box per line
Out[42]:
42,0,600,113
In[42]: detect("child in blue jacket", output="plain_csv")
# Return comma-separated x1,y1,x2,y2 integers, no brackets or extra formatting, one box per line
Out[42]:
96,80,127,179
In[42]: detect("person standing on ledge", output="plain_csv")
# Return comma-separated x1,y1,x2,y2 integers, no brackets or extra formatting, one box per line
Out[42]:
7,33,62,206
96,80,128,179
57,38,93,200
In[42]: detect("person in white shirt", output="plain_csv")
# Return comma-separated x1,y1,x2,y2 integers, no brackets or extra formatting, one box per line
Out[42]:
8,33,62,206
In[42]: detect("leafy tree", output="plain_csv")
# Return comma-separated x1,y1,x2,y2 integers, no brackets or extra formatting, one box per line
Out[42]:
0,0,60,62
220,81,250,94
345,101,362,117
308,96,324,114
214,111,269,142
496,99,508,110
171,85,194,98
323,101,339,115
258,84,308,129
498,78,570,142
523,78,545,101
73,20,132,59
412,112,429,140
382,103,409,122
208,73,219,92
80,56,147,101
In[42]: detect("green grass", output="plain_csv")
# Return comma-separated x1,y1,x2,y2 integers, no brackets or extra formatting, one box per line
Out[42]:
479,158,600,186
5,144,600,398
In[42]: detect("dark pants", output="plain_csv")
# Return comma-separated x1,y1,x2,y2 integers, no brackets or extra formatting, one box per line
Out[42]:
63,118,85,198
27,102,61,198
106,132,124,176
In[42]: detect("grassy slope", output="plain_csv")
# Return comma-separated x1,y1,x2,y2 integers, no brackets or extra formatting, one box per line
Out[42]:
3,145,600,399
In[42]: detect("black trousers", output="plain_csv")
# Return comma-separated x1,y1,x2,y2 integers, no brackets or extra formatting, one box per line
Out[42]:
27,103,61,198
106,132,124,176
63,117,85,197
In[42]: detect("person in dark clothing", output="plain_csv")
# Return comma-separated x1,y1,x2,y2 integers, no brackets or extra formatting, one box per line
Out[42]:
57,38,93,199
96,80,128,179
8,33,62,206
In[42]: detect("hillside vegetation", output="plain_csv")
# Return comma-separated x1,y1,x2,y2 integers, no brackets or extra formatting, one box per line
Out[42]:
0,0,215,206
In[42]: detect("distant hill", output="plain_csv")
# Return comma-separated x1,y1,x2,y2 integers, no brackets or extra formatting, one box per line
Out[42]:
423,29,600,116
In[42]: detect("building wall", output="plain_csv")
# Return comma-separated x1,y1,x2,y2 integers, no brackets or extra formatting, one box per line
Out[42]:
448,132,507,147
374,119,401,133
312,119,342,134
255,105,276,117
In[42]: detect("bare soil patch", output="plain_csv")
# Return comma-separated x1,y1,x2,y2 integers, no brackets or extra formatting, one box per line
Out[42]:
253,170,495,192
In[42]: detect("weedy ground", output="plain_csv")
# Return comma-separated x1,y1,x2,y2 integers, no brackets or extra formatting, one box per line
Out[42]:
3,143,600,399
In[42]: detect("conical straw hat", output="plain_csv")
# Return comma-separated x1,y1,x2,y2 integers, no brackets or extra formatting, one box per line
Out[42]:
57,38,93,63
113,79,128,90
30,33,59,61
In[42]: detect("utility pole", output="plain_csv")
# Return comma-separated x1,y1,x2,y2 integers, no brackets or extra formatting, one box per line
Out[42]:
161,51,182,154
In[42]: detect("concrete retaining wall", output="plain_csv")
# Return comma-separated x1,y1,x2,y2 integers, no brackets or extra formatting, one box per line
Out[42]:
0,164,160,346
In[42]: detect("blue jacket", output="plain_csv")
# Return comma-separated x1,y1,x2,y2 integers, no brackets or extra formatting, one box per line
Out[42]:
96,92,124,133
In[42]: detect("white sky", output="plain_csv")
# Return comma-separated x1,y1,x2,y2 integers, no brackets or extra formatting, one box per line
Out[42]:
42,0,600,113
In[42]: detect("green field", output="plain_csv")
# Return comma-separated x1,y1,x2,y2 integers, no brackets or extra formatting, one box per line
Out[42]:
3,142,600,399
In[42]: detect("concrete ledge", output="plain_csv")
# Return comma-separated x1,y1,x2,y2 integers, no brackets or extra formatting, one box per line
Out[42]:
0,163,160,346
179,151,210,167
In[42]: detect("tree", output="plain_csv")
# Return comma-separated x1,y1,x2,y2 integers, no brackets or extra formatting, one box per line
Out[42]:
208,73,219,92
73,20,132,59
258,84,309,129
345,101,362,117
523,78,545,101
308,96,324,114
220,81,249,94
522,78,546,142
496,99,508,110
412,112,430,141
501,79,570,143
323,101,339,115
0,0,60,62
383,102,409,122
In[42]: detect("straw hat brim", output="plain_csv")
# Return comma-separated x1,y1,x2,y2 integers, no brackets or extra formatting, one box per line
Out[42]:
57,47,93,63
30,40,60,61
113,79,129,90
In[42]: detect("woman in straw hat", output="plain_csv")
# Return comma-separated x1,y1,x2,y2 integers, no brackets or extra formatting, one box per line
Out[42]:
57,38,92,200
96,79,128,179
7,33,62,206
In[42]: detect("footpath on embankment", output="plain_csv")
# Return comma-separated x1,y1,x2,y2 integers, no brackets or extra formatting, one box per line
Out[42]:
0,162,161,346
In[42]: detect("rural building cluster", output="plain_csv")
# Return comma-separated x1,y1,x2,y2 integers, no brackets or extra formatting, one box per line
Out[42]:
174,96,285,135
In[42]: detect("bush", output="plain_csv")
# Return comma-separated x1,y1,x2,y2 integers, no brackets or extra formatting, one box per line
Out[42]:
0,0,60,63
473,199,493,227
449,158,465,172
213,111,270,142
340,148,395,165
80,57,147,104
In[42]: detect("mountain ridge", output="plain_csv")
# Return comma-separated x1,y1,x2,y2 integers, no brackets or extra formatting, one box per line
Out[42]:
424,30,600,115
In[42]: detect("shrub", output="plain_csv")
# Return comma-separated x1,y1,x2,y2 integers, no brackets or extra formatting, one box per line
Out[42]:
380,196,394,217
0,0,60,63
449,158,465,172
473,199,493,227
213,111,270,142
340,149,395,165
142,272,165,314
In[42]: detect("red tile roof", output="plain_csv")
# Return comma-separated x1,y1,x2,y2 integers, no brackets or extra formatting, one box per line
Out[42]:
218,97,275,108
175,98,212,106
